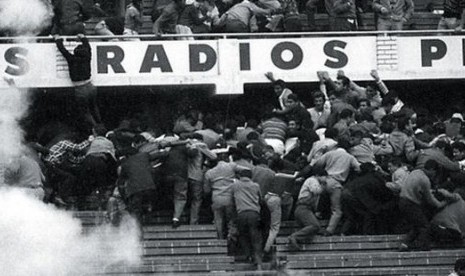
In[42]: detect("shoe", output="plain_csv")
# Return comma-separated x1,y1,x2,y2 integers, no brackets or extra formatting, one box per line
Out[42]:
319,229,332,237
398,243,410,252
172,218,180,229
288,236,301,250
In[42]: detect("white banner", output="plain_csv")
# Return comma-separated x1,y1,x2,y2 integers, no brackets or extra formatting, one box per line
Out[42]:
0,36,463,94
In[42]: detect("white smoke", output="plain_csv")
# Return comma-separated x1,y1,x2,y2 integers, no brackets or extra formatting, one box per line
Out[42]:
0,189,142,276
0,0,54,36
0,85,30,183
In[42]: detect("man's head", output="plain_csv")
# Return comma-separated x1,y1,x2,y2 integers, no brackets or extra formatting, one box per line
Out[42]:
132,134,147,149
335,75,350,92
312,91,326,111
387,157,403,174
452,142,465,161
186,110,199,125
339,108,354,123
381,91,399,114
286,93,300,110
423,159,439,179
349,130,364,146
273,79,286,96
358,99,370,112
324,128,339,140
92,124,107,137
365,84,378,98
327,91,337,106
287,119,301,132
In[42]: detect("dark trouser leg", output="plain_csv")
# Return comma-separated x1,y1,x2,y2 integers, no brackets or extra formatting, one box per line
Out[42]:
291,205,321,241
399,198,431,250
341,191,366,235
430,224,463,243
237,211,263,265
171,175,188,220
281,193,294,221
189,179,203,225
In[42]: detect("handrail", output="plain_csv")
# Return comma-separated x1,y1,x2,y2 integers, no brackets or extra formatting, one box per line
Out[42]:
0,29,461,41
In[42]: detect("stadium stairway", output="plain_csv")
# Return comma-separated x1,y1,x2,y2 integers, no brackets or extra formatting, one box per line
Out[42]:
73,211,464,275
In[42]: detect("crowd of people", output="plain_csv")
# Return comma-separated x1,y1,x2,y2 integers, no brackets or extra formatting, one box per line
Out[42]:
4,61,465,269
35,0,465,39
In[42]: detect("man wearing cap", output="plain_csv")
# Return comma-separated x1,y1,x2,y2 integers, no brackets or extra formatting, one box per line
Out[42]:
204,147,237,239
232,167,263,270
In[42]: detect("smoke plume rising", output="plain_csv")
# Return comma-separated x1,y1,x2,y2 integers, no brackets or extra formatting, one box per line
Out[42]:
0,0,54,36
0,189,142,276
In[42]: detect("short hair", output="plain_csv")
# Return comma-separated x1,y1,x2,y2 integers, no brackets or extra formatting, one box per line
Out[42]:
93,124,107,136
424,159,439,171
336,75,350,87
192,133,204,141
132,134,147,145
313,166,327,177
274,79,286,87
351,130,364,138
396,116,410,131
325,128,339,139
313,91,325,100
246,119,258,129
287,93,299,102
246,131,259,141
237,168,252,178
452,142,465,152
339,108,354,120
387,157,403,168
435,140,449,150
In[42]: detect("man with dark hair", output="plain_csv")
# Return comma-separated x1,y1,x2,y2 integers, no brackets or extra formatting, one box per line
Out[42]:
314,142,360,235
204,148,237,239
341,163,397,235
308,91,330,130
265,72,294,111
52,0,94,35
333,108,354,142
280,94,313,131
54,34,101,132
398,160,451,251
153,0,185,35
118,135,169,224
232,167,263,270
287,167,326,250
195,114,221,149
78,124,117,209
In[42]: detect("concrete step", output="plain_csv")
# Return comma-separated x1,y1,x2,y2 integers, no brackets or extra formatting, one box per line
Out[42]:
143,246,227,256
285,266,452,276
143,239,226,248
143,231,217,240
284,249,464,269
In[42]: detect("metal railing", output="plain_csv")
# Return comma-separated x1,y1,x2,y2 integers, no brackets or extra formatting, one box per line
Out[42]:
0,29,461,42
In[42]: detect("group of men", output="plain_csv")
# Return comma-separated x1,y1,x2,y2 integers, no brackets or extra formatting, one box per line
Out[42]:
45,0,465,39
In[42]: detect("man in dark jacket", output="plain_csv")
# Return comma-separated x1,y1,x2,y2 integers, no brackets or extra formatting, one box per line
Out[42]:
341,163,397,235
52,0,94,35
55,34,101,132
119,135,169,224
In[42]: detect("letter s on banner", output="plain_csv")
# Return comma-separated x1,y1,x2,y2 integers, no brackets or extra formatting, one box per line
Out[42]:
5,47,29,76
324,40,348,68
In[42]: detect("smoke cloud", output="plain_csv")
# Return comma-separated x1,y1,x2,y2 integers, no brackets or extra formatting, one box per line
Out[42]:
0,189,142,276
0,0,54,36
